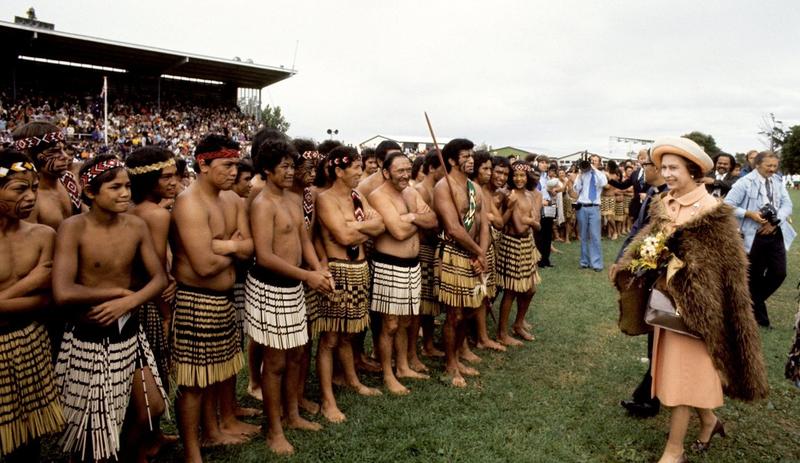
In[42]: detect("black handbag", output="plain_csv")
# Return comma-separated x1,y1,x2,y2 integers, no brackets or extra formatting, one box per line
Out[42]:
644,289,699,338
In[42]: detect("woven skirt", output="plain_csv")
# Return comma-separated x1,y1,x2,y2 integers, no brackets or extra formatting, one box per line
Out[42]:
312,260,370,336
172,285,244,388
140,302,170,392
614,195,625,221
0,321,64,457
601,196,614,216
55,318,167,461
418,242,440,316
436,241,484,309
244,266,309,350
370,251,421,316
486,240,497,300
496,233,536,293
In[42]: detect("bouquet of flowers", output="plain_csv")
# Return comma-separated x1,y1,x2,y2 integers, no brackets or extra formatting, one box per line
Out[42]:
627,231,671,277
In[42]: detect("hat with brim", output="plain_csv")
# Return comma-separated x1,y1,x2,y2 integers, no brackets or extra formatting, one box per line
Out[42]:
651,136,713,173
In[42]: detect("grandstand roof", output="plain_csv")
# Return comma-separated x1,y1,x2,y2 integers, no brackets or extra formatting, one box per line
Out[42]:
2,20,294,88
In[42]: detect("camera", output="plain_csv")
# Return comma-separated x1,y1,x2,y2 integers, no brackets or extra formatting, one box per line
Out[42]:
759,203,781,226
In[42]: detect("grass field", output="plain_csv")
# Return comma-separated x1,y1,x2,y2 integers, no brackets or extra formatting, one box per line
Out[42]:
48,192,800,462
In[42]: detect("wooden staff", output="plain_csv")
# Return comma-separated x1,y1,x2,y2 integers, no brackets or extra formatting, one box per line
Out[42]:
424,112,463,227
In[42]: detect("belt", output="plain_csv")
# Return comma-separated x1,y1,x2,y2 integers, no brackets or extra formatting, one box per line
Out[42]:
579,203,599,207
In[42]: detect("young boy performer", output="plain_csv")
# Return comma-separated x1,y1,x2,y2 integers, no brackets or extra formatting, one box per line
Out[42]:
433,139,489,387
496,161,541,346
469,151,507,352
413,151,446,359
52,154,169,462
171,135,257,463
127,147,180,454
315,146,384,423
245,139,332,454
368,152,438,394
0,150,64,463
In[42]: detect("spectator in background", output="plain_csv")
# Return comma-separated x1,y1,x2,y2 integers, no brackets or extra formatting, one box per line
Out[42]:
703,153,737,198
361,147,378,179
573,156,606,271
233,158,254,199
739,149,758,177
533,155,555,267
725,151,796,328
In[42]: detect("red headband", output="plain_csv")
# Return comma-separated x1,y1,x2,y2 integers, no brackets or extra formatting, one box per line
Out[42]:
302,150,320,161
14,131,65,151
80,158,124,188
512,162,530,172
196,148,240,163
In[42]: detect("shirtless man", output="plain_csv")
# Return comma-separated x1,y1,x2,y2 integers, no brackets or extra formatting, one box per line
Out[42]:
245,139,332,454
12,122,75,230
171,135,257,463
433,139,489,387
496,161,541,346
469,152,507,353
315,146,384,422
413,152,446,358
127,146,180,456
52,154,169,462
0,150,63,463
368,152,438,394
361,148,378,180
232,159,254,199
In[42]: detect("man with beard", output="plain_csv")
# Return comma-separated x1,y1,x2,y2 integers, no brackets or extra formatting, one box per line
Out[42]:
0,150,64,463
12,121,77,229
496,160,541,345
171,134,258,462
315,146,383,423
414,151,446,358
368,152,437,394
434,138,489,387
703,153,737,198
361,148,378,180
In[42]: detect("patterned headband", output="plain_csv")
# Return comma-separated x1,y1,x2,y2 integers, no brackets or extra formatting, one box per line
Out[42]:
195,148,240,163
80,158,124,188
328,156,351,167
127,158,176,176
302,151,320,161
14,131,65,152
512,162,530,172
0,162,37,178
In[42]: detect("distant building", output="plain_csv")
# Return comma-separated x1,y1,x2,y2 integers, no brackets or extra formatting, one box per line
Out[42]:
554,150,628,167
489,146,538,159
359,135,452,154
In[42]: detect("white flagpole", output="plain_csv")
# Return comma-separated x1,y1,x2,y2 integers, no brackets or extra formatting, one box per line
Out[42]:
103,76,108,147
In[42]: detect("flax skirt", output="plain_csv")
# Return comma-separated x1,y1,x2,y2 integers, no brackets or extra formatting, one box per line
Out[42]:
244,266,309,350
418,242,440,316
312,260,370,336
370,251,421,316
436,241,484,309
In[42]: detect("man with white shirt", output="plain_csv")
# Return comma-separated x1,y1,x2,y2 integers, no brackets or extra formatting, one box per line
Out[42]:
534,155,555,267
573,157,607,271
703,153,737,198
725,151,796,328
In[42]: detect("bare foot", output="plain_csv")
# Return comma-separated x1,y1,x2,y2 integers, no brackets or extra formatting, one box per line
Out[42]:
523,320,532,330
441,369,467,388
498,335,524,347
144,431,179,458
266,433,294,455
235,407,262,418
321,402,346,423
396,367,430,380
286,415,323,431
221,418,261,437
457,362,480,377
384,376,411,395
476,339,507,352
201,429,247,447
247,383,263,401
459,348,482,363
513,326,535,341
408,357,430,373
422,347,445,357
300,397,320,415
351,383,382,396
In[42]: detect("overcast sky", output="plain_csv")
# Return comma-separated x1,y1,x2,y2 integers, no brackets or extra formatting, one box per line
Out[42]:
4,0,799,156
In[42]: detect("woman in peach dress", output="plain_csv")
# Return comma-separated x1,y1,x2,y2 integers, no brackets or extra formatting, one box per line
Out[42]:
617,137,768,463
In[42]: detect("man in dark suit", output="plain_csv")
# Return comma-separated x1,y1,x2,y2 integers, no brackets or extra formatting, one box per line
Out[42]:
703,153,737,198
607,149,648,220
609,150,667,418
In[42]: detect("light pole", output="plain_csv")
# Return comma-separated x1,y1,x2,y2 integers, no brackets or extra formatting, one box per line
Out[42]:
326,129,339,140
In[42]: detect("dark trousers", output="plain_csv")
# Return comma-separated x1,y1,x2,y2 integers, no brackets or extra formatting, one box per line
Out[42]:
632,331,659,407
748,230,787,327
535,217,555,266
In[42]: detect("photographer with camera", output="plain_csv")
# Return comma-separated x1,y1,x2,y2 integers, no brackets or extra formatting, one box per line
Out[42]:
725,151,796,328
573,155,607,271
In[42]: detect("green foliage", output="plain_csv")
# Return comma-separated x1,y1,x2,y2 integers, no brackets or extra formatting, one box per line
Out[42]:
682,131,721,156
261,104,290,133
780,125,800,174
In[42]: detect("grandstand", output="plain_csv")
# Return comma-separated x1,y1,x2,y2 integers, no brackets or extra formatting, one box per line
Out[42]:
1,19,294,112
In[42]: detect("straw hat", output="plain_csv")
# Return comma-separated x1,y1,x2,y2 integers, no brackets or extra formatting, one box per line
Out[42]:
651,136,713,173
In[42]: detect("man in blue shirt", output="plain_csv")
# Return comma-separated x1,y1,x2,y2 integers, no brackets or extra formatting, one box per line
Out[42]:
573,155,607,271
725,151,796,328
